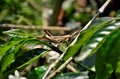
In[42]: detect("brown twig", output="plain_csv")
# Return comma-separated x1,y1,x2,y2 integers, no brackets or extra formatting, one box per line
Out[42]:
46,57,73,79
42,51,66,79
43,29,79,43
0,24,70,31
67,64,78,73
37,34,71,43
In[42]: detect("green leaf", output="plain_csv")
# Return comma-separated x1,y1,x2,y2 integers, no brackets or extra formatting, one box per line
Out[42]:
26,66,48,79
77,17,120,61
3,29,57,52
59,17,120,79
95,27,120,79
116,10,120,17
9,48,46,70
0,9,8,22
0,38,25,61
3,29,33,38
116,60,120,79
0,30,49,78
0,38,27,74
62,17,114,61
55,72,88,79
0,52,14,74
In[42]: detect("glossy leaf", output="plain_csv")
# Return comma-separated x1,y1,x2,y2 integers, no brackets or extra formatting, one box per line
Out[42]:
77,17,120,61
0,52,14,73
0,38,25,61
59,17,120,79
62,17,114,61
26,66,47,79
0,39,27,74
0,29,49,78
55,72,88,79
116,10,120,17
3,29,33,38
9,48,46,70
95,27,120,79
0,38,27,79
3,29,60,53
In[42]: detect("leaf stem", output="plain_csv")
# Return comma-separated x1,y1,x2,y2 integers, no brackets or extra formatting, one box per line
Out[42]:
37,40,63,54
78,63,95,73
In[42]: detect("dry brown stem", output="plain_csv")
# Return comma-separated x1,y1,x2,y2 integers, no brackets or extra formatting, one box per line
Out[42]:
0,24,70,31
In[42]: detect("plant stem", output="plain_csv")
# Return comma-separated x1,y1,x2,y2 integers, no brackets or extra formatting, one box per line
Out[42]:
49,0,64,26
0,24,70,31
78,63,95,73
